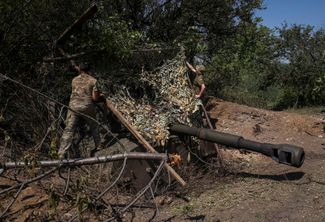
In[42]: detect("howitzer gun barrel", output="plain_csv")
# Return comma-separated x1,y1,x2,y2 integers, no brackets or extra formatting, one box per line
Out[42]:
169,124,305,167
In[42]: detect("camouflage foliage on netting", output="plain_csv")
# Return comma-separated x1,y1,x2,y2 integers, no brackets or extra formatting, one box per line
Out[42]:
103,50,200,146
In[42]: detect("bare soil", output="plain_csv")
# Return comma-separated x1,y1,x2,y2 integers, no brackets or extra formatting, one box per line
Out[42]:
1,99,325,221
139,99,325,222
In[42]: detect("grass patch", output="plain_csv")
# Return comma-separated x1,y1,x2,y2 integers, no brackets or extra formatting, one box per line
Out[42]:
285,106,324,115
255,212,265,220
172,203,195,215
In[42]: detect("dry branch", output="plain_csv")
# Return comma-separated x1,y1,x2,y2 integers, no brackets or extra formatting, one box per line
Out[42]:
0,183,25,218
54,4,98,69
104,160,166,222
43,49,104,62
55,4,98,44
0,167,58,195
69,156,129,222
1,152,167,170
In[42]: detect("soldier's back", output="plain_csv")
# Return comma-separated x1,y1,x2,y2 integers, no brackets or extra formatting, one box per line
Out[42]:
70,73,97,111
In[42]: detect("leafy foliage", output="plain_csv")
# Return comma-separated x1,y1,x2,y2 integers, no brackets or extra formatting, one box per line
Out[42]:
273,24,325,107
205,22,325,109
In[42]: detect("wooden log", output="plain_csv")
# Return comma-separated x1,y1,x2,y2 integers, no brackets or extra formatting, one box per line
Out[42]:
106,100,187,187
1,152,167,170
55,4,98,44
43,48,104,62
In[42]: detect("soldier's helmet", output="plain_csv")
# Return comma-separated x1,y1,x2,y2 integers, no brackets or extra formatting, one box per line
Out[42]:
195,65,206,73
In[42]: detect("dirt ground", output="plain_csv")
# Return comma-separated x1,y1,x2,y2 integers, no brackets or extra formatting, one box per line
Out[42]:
139,99,325,222
1,99,325,221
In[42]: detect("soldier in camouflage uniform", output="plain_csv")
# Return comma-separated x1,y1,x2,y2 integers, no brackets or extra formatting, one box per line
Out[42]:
58,63,104,159
186,62,206,99
186,61,207,128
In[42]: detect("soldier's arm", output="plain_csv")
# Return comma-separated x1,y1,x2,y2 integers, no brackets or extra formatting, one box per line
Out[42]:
186,61,197,74
92,80,106,102
195,75,206,99
196,84,206,99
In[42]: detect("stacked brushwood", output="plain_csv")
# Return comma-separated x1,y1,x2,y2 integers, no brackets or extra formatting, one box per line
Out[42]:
103,51,200,146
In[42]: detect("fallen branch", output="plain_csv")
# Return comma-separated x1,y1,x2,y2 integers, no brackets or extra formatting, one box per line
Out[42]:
0,167,58,195
1,152,167,170
0,182,25,218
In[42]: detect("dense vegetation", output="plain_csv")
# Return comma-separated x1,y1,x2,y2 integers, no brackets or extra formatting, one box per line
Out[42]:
1,0,325,144
210,23,325,109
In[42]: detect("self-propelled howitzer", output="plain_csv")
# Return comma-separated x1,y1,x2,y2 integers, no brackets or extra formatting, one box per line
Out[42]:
169,124,305,168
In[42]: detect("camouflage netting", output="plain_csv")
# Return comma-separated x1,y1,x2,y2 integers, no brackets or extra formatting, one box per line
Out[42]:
102,50,201,146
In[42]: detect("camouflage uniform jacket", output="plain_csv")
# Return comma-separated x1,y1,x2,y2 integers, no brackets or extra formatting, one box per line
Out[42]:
69,73,99,111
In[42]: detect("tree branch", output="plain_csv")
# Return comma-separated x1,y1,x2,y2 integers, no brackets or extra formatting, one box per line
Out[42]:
1,152,167,170
0,182,25,219
69,156,128,222
104,160,165,222
43,49,104,62
55,4,98,45
0,167,58,195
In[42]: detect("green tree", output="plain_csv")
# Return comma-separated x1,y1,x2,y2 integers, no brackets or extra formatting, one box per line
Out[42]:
206,21,278,107
273,24,325,107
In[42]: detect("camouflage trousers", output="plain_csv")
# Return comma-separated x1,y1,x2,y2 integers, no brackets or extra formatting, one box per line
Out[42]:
58,106,100,158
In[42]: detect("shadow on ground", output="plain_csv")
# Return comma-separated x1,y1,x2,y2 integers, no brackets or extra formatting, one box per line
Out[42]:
237,171,305,181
